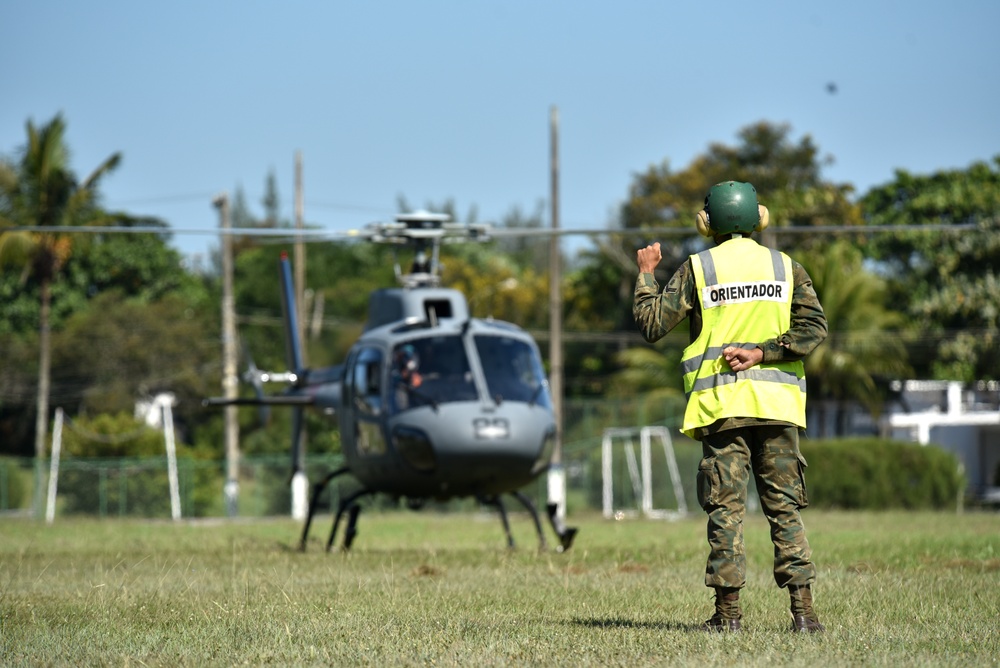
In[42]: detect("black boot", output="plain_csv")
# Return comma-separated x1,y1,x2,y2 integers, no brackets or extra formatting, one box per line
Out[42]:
789,584,825,633
703,586,741,632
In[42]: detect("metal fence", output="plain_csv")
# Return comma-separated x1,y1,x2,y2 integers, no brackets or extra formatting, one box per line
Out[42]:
0,398,696,520
0,438,703,521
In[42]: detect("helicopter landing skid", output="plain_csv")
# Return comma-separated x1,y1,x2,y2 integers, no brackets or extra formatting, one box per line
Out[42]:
299,466,374,552
480,492,578,552
546,502,579,553
299,466,350,551
326,488,375,552
300,468,578,554
512,490,549,550
480,494,524,550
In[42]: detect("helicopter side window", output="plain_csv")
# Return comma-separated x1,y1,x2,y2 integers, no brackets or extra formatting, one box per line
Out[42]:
474,335,551,407
423,298,453,320
351,347,383,417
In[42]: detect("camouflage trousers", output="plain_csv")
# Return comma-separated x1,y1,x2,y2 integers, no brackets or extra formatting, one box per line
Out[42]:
697,424,816,590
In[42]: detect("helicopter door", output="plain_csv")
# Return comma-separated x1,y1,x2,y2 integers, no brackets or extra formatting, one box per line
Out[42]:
346,346,388,457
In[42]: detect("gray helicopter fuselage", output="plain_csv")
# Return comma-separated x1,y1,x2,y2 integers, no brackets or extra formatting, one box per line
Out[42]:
337,287,555,500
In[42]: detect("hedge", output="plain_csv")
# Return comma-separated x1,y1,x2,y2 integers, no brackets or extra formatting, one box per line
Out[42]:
799,438,965,510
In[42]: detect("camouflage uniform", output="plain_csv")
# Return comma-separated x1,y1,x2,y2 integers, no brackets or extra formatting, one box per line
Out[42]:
633,254,827,591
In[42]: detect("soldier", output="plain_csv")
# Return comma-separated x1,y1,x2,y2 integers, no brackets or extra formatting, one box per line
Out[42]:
633,181,828,633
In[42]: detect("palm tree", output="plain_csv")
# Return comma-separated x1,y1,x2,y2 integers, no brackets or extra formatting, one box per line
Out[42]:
609,342,688,426
800,240,911,434
0,114,121,515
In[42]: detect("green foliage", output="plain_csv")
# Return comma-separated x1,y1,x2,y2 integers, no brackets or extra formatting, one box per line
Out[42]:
799,241,910,419
564,246,631,329
230,241,395,372
443,252,550,330
859,157,1000,380
68,230,205,302
801,438,965,510
50,291,219,427
0,113,122,280
60,412,176,457
618,121,862,253
0,113,126,344
609,343,686,401
53,412,186,517
0,456,29,509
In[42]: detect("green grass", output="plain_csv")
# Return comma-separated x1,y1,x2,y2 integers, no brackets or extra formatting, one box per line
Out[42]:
2,510,998,666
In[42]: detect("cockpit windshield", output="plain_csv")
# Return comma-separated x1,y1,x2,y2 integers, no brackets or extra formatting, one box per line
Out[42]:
474,335,551,408
390,335,477,412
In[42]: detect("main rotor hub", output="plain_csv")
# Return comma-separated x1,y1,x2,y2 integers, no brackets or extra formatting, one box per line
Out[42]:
365,212,493,288
366,212,492,245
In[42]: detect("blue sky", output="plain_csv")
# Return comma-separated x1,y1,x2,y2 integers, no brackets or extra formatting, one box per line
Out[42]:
2,1,998,262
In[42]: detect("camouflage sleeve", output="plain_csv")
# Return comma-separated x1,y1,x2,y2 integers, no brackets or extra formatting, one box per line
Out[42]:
633,260,696,343
759,260,828,363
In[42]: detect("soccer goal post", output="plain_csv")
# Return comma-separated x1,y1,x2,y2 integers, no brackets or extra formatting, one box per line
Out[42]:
44,404,182,522
601,426,688,520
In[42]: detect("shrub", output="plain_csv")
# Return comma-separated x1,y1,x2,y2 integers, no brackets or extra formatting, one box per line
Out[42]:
55,412,196,517
800,438,965,510
0,457,29,510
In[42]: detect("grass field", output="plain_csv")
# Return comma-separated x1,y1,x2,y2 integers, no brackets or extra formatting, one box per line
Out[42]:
1,509,998,666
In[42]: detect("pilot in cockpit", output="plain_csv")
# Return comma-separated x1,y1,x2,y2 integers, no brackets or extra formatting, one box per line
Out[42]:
392,344,423,410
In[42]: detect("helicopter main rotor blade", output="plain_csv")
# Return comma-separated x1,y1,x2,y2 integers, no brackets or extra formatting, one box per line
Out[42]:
202,395,314,407
2,224,373,239
6,220,976,241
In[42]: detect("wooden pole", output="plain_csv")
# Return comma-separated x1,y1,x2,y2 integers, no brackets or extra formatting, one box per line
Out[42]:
291,151,308,520
547,106,566,522
214,193,240,517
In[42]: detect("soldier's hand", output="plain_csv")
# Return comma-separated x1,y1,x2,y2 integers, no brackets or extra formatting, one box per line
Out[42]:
723,346,763,372
637,243,662,273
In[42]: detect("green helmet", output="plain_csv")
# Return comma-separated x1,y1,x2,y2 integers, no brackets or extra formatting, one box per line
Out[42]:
704,181,759,236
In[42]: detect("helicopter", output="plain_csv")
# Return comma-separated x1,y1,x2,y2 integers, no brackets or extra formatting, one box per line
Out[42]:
205,211,578,553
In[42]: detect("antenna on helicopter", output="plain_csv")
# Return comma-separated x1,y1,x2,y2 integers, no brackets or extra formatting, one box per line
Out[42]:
366,212,493,289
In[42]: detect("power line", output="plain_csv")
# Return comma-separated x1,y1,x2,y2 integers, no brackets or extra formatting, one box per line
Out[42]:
106,192,217,206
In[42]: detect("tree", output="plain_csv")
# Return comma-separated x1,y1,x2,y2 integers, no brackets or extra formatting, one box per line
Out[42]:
619,121,862,252
607,341,687,421
262,169,281,227
0,114,121,513
491,200,549,274
0,228,215,455
798,241,910,433
51,290,218,434
859,158,1000,380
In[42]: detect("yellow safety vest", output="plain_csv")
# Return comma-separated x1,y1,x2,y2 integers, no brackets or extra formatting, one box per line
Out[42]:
680,238,807,437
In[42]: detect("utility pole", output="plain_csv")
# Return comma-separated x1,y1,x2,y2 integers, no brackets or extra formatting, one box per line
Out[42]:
214,192,240,517
294,151,307,366
291,151,308,520
547,105,566,523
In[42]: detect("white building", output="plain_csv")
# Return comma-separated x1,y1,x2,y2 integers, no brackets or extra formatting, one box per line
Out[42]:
881,380,1000,503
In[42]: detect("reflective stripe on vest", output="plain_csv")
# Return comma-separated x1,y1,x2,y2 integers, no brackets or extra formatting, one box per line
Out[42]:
680,238,806,437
